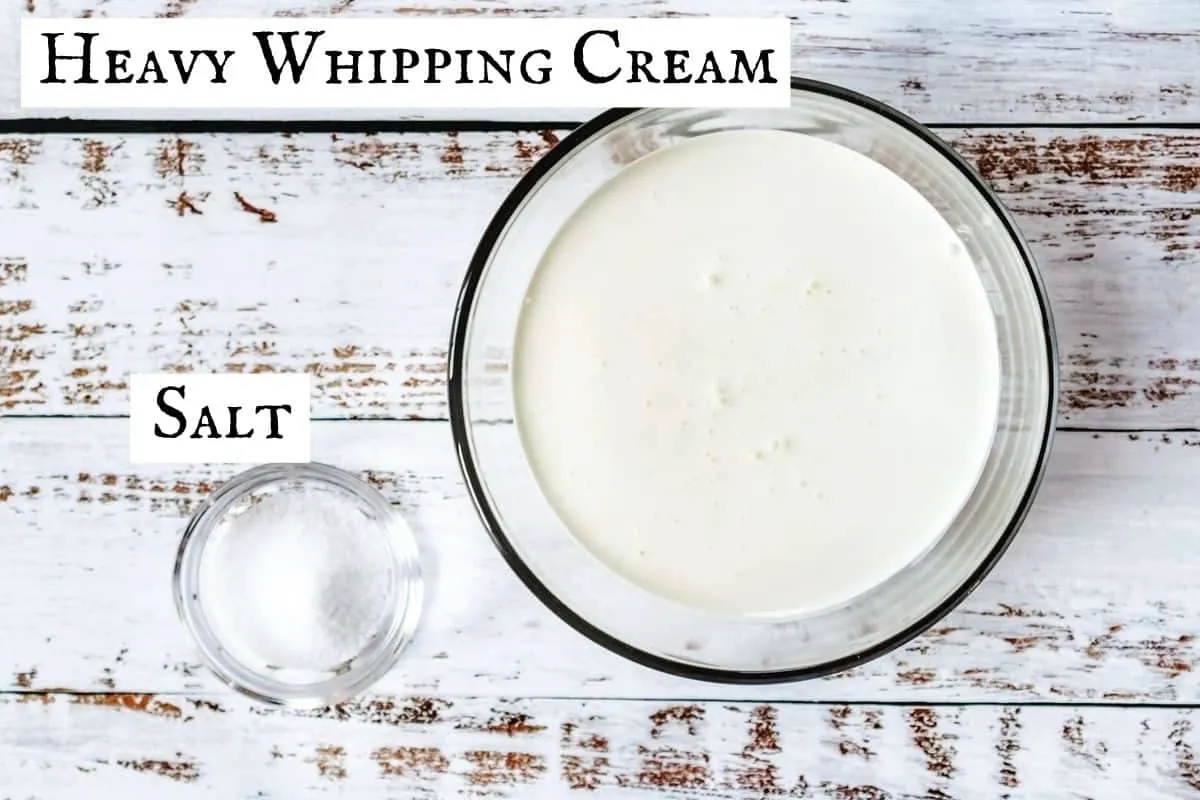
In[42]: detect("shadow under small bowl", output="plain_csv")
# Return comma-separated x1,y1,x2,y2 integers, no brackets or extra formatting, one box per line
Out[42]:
174,462,423,706
449,77,1058,683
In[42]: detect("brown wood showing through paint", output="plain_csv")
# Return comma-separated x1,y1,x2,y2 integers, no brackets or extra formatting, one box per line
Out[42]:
2,130,1199,425
1,694,1198,796
0,420,1198,702
2,3,1200,795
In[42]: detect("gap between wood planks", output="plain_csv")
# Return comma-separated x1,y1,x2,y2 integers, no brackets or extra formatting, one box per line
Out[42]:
3,118,1200,135
4,416,1199,435
2,689,1199,709
4,416,1200,434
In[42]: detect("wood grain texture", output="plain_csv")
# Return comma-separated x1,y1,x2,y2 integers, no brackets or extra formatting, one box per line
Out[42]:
3,693,1200,798
6,0,1200,123
1,420,1198,701
3,129,1200,426
4,9,1200,784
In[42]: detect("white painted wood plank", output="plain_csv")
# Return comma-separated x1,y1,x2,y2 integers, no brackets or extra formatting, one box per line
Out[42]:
0,421,1197,701
2,694,1199,797
2,130,1199,426
4,0,1200,123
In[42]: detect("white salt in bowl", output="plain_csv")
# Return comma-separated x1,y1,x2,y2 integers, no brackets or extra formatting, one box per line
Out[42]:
174,462,423,706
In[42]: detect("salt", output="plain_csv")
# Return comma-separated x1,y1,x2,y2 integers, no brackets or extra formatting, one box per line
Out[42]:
198,486,394,672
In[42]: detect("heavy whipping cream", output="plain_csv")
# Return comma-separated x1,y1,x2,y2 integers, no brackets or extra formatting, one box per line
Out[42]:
513,129,1000,616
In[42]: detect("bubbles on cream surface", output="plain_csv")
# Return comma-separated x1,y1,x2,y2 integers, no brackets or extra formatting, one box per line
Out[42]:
513,129,1001,617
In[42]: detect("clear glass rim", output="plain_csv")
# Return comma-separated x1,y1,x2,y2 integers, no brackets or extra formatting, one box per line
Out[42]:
173,461,424,707
448,76,1059,684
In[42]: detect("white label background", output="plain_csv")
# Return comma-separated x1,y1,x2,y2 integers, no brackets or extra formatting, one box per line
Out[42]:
129,373,311,464
21,18,792,109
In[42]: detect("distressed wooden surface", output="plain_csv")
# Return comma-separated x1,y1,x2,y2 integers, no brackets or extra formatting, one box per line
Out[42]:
4,3,1200,791
4,0,1200,123
1,420,1198,702
4,694,1200,798
4,129,1200,426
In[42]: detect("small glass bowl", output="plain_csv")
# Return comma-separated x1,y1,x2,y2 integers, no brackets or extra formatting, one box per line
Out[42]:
174,462,423,706
449,78,1057,682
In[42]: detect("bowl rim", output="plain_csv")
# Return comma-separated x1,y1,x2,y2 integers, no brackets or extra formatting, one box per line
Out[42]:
448,76,1059,684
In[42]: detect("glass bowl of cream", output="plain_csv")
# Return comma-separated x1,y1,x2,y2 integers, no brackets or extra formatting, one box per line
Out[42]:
174,463,423,705
449,78,1057,682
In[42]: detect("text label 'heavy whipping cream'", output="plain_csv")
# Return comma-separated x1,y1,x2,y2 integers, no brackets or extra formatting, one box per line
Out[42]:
22,18,791,109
